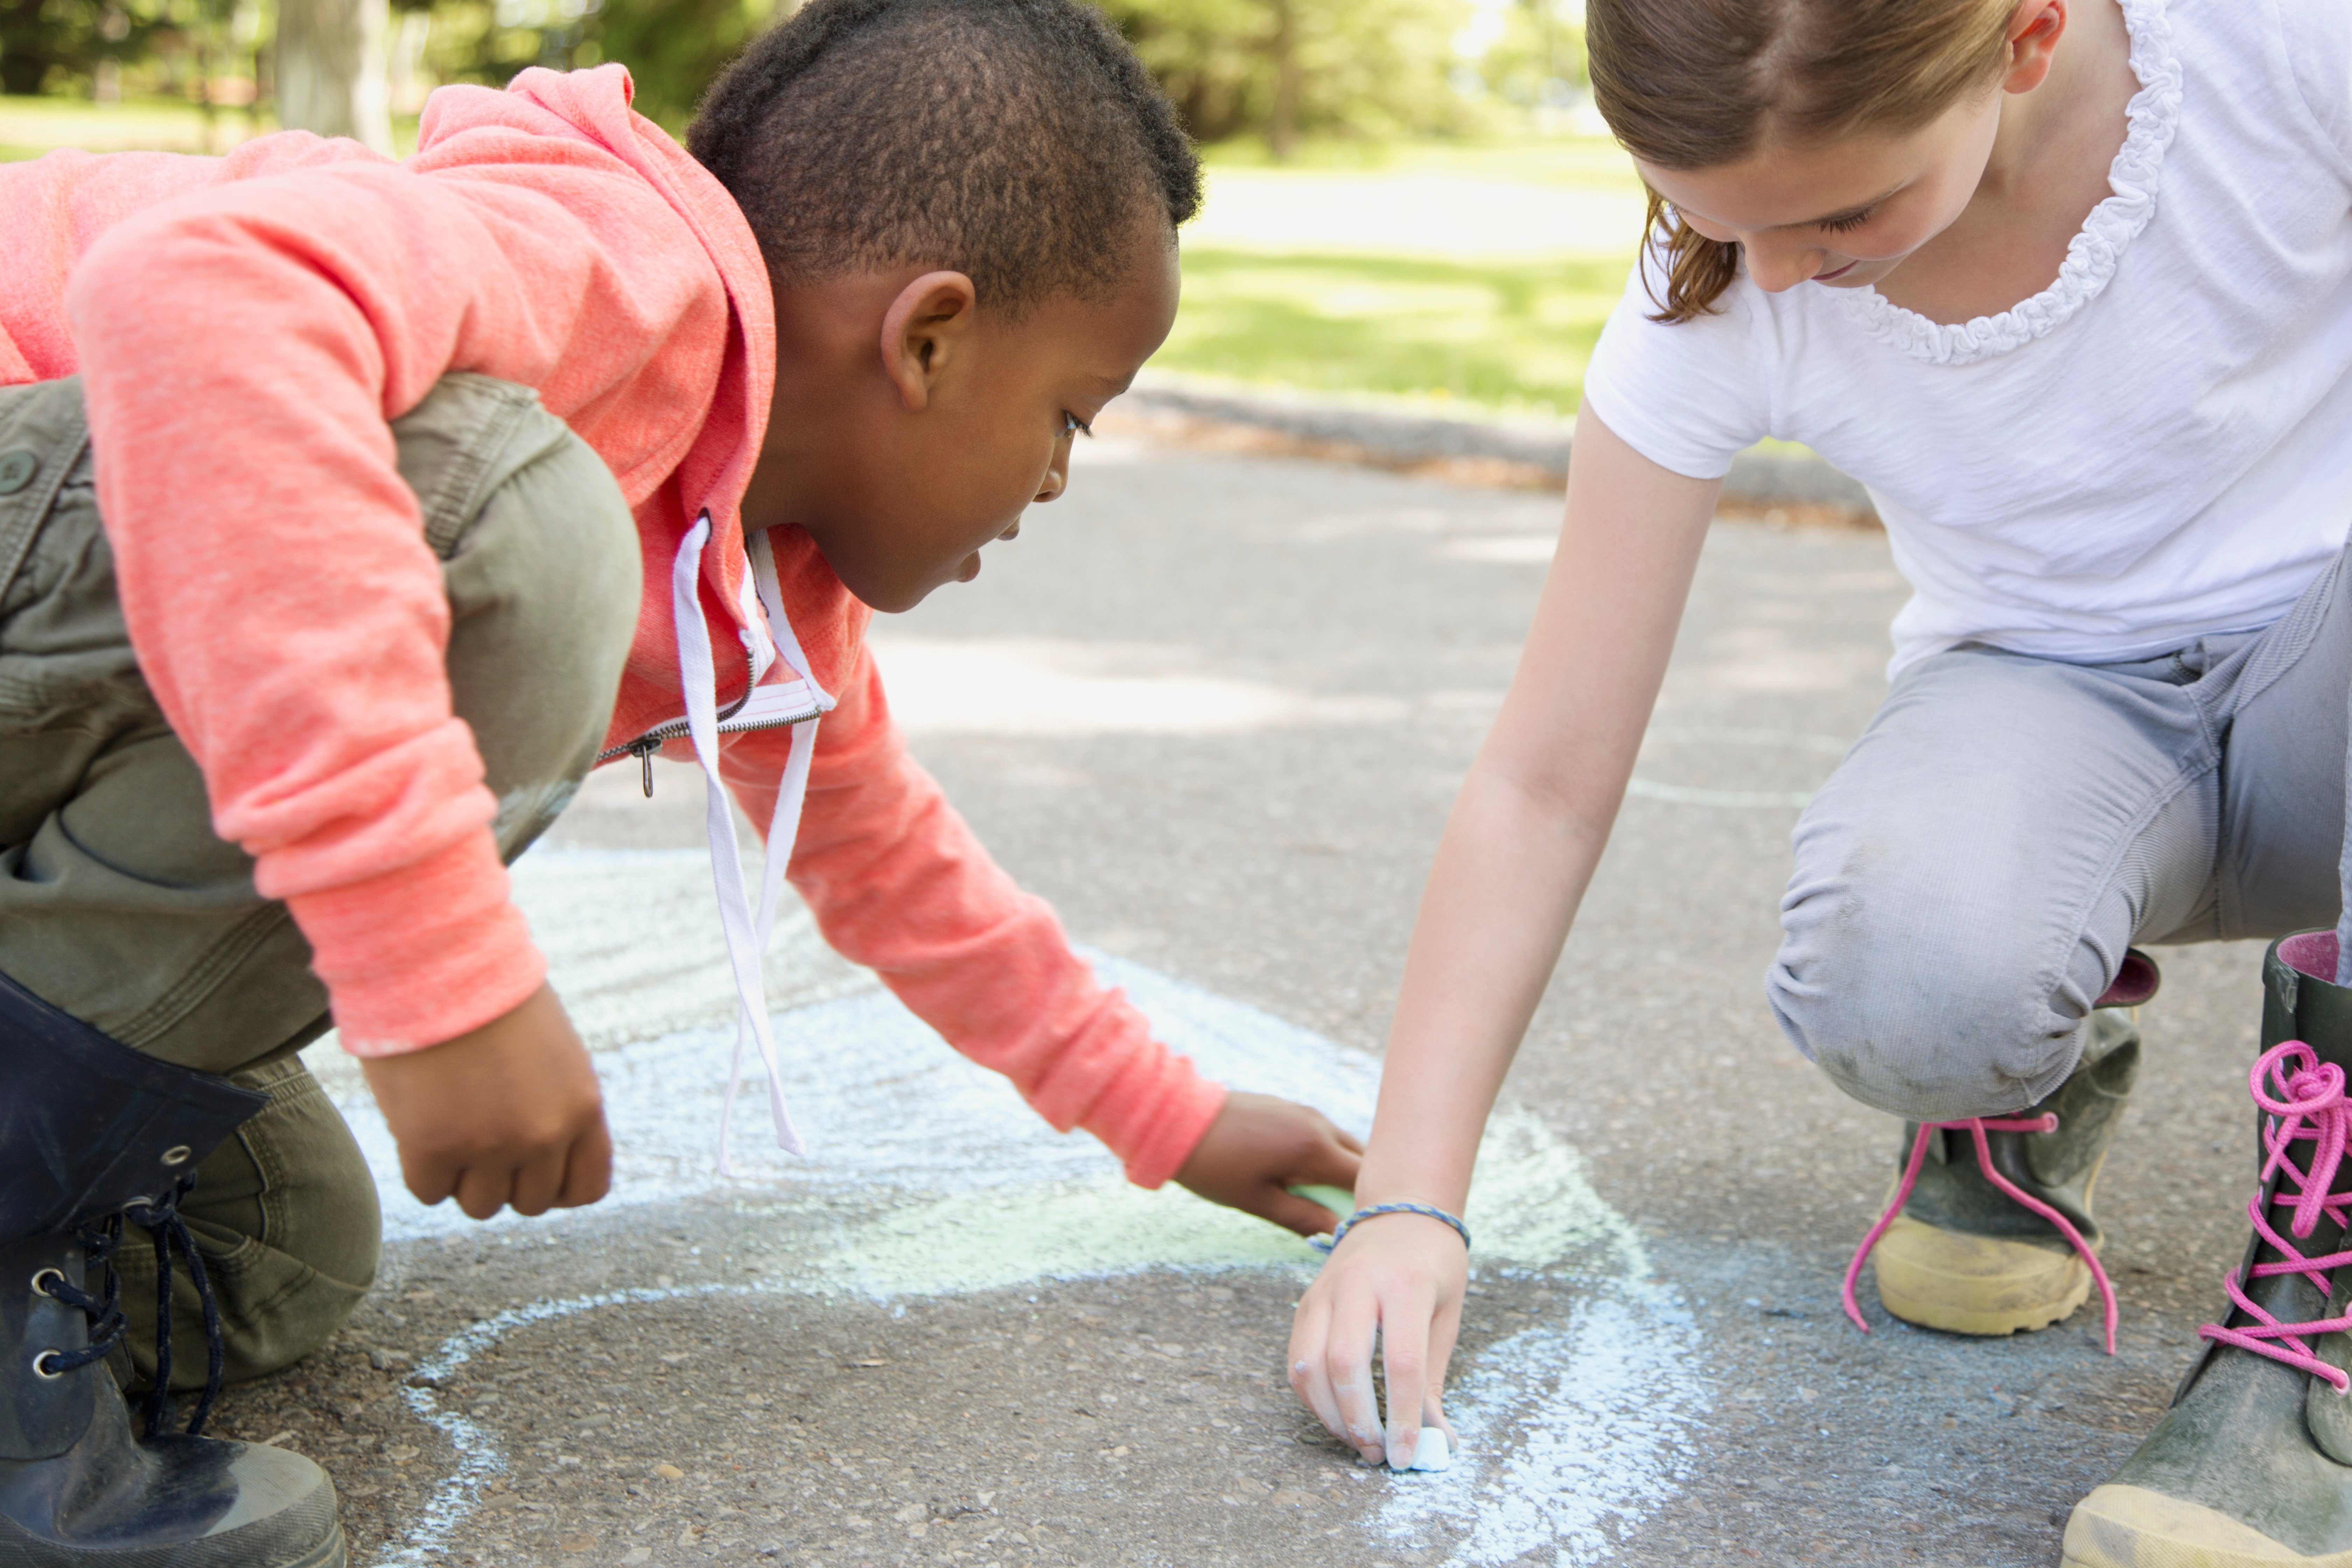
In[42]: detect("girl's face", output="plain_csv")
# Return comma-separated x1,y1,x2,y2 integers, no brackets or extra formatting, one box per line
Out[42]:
1636,90,2005,294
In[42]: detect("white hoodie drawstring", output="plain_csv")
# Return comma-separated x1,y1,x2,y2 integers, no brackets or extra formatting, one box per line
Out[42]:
669,515,834,1170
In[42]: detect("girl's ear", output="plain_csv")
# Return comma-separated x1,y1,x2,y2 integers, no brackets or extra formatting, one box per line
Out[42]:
878,270,980,412
2002,0,2067,94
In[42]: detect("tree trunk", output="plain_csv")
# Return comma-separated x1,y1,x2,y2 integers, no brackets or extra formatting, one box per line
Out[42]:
275,0,392,152
1267,0,1298,163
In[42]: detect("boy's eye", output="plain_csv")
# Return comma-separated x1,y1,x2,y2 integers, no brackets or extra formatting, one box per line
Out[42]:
1061,411,1093,439
1819,206,1877,235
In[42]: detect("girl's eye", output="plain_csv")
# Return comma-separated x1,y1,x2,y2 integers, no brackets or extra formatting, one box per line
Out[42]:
1820,206,1877,236
1061,411,1093,439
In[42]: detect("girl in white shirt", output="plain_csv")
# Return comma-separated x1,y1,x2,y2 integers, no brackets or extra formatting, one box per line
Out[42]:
1289,0,2352,1559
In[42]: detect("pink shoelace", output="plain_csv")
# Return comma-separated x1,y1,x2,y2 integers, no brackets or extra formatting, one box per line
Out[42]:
1841,1114,2121,1355
2196,1040,2352,1393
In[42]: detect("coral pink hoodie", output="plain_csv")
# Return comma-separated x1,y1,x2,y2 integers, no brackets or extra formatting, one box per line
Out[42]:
0,65,1223,1186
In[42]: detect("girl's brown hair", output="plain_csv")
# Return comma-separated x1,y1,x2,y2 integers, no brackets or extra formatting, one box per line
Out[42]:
1587,0,2017,322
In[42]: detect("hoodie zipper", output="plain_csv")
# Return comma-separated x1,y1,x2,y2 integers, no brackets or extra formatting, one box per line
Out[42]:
595,646,824,797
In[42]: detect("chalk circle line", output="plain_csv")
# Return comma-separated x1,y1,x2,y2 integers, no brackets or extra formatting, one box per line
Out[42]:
1627,724,1855,811
304,847,1708,1567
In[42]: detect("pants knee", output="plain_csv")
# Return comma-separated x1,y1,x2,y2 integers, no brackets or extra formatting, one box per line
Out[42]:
115,1058,380,1389
1768,938,2086,1123
394,373,643,858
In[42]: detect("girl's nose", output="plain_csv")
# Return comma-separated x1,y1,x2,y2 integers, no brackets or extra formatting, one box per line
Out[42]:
1744,239,1828,293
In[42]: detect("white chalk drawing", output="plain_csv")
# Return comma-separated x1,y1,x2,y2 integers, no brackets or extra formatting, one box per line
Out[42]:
1626,726,1853,811
313,847,1708,1566
1379,1287,1707,1567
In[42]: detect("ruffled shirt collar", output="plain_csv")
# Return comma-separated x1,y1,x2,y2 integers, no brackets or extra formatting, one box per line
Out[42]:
1831,0,2182,367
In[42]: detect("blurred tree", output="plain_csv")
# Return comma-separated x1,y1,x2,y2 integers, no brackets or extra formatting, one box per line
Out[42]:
419,0,768,128
278,0,391,145
0,0,149,94
1463,0,1582,113
1096,0,1473,154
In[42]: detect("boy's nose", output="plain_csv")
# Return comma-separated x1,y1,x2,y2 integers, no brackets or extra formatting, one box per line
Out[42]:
1035,458,1067,504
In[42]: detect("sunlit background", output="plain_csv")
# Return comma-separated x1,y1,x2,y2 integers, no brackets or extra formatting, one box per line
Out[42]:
0,0,1645,421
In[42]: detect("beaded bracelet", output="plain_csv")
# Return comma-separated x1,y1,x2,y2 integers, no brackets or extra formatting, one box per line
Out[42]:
1308,1202,1471,1257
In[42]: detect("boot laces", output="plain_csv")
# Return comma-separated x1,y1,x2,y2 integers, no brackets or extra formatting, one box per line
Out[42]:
1842,1114,2120,1355
2197,1041,2352,1392
34,1172,228,1438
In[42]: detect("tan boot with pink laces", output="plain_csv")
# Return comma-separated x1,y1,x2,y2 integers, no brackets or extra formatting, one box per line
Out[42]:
1844,950,2156,1343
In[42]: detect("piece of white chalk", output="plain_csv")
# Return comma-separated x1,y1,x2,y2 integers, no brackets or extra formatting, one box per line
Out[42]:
1403,1426,1452,1472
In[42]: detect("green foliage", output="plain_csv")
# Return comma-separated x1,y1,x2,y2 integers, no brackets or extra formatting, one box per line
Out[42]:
0,0,248,98
1460,0,1583,110
417,0,770,128
1094,0,1475,147
1,0,113,93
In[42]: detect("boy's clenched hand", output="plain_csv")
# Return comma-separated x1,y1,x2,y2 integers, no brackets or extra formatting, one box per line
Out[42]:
1175,1092,1365,1235
359,983,612,1221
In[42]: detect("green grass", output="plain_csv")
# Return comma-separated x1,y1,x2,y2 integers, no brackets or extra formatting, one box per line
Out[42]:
0,95,274,158
1169,138,1646,414
0,93,422,160
2,94,1639,418
1163,247,1627,414
1201,133,1644,190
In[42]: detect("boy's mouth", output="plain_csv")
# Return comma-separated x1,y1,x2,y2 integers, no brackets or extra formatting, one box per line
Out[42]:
1814,260,1859,283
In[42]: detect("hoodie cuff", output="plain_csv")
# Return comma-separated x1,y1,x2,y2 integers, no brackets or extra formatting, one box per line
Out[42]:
287,828,547,1057
1081,1046,1230,1190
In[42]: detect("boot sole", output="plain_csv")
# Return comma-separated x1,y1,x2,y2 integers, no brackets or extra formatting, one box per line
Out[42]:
1872,1212,2093,1336
2064,1484,2350,1566
301,1520,348,1568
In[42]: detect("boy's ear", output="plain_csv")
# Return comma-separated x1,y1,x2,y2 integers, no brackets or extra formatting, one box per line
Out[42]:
879,270,980,412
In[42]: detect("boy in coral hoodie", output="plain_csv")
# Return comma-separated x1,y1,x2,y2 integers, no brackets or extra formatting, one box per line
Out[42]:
0,2,1362,1562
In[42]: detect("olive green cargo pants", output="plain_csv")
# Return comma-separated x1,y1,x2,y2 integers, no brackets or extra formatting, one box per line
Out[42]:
0,372,641,1388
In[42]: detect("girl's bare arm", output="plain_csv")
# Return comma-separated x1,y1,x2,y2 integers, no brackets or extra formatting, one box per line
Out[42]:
1287,411,1721,1466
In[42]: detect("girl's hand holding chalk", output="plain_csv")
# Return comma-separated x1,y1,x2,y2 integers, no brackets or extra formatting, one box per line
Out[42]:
1287,1208,1466,1471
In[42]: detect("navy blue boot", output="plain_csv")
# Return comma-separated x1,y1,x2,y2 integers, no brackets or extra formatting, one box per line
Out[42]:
0,971,345,1567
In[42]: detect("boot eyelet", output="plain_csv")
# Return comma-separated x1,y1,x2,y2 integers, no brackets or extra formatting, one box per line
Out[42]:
29,1268,62,1298
160,1146,192,1168
31,1351,64,1380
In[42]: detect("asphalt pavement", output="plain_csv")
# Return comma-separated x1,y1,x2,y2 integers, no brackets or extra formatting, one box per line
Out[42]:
208,425,2281,1568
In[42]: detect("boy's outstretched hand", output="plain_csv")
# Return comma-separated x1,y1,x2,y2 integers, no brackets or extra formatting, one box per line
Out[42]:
1175,1091,1364,1234
359,983,613,1221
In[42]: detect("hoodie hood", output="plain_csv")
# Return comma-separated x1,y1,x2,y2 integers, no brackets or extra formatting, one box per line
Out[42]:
426,65,873,743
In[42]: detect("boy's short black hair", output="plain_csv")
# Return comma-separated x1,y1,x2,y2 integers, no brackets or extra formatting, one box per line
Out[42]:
689,0,1201,315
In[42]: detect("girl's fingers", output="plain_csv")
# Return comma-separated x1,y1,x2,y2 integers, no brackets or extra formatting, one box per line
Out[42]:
1379,1284,1436,1468
1322,1288,1385,1461
1421,1295,1463,1446
1427,1292,1463,1393
1288,1294,1350,1441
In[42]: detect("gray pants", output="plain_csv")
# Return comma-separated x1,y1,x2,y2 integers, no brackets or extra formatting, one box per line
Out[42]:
1769,536,2352,1123
0,373,640,1385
